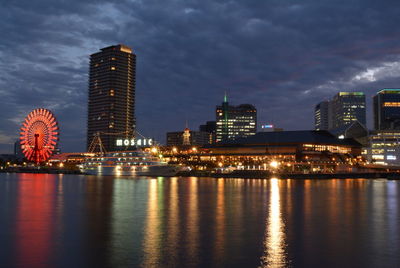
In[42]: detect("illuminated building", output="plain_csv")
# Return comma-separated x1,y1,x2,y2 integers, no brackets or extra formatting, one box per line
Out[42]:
366,131,400,165
182,127,191,145
315,101,330,130
315,92,366,131
167,128,211,146
331,92,366,129
373,89,400,130
87,44,136,152
215,94,257,142
163,130,363,172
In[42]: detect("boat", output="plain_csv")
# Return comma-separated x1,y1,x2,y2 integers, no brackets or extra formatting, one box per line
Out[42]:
80,150,183,176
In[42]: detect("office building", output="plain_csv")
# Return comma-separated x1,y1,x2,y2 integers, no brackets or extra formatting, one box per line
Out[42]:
331,92,366,129
366,131,400,165
315,92,366,131
216,94,257,142
87,44,136,152
373,89,400,130
315,101,330,130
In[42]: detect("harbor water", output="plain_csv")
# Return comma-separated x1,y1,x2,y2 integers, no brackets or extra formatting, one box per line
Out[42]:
0,173,399,267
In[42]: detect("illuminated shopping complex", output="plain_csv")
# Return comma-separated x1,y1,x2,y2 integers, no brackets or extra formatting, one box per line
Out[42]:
162,130,367,173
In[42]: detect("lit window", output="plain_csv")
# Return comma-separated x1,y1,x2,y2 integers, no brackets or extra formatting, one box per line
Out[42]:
111,66,116,70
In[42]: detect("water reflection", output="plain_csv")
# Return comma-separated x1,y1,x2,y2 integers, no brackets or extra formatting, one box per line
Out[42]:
166,177,179,264
213,178,226,264
2,174,400,268
260,178,288,268
186,177,199,266
142,179,161,267
15,174,57,268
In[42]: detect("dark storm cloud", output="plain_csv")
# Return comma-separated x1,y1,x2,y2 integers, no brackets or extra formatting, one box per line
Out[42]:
1,0,400,152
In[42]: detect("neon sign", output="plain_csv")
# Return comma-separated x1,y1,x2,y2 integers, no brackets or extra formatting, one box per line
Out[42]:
116,138,153,147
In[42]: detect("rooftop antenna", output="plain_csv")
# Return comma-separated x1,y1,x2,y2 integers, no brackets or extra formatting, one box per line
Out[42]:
224,91,228,102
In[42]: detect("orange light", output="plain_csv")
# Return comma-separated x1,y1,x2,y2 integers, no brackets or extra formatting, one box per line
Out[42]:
383,102,400,107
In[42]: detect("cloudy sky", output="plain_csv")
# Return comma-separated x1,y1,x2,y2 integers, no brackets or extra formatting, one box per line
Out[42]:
1,0,400,153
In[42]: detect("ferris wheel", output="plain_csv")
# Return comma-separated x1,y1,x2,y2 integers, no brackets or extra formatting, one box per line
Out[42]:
20,108,59,164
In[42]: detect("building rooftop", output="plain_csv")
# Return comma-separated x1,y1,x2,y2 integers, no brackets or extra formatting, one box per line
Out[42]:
100,44,133,53
210,130,361,147
338,92,364,96
377,89,400,94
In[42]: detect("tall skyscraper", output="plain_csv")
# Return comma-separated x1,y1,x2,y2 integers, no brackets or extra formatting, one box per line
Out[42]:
315,101,330,130
373,89,400,130
328,92,366,129
87,44,136,152
215,94,257,142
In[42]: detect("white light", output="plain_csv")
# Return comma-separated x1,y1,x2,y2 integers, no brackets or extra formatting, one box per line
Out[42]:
270,161,279,169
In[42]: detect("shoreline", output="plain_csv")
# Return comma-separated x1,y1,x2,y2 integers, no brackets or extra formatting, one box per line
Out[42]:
1,168,400,179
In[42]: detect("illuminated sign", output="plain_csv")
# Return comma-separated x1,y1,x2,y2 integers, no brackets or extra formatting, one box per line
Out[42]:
387,155,397,160
116,138,153,147
261,124,274,129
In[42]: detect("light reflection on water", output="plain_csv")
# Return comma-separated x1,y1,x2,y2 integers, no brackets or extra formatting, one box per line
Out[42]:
142,179,160,267
259,178,288,268
0,174,400,268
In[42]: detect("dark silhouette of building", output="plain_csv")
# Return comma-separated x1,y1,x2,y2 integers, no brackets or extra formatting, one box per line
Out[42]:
199,121,216,143
216,94,257,142
373,89,400,130
167,128,211,146
87,45,136,152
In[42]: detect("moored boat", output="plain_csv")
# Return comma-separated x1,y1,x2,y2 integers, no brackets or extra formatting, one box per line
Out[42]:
80,150,182,176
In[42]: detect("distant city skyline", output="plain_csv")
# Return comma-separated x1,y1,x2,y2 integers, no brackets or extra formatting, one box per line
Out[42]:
1,1,400,153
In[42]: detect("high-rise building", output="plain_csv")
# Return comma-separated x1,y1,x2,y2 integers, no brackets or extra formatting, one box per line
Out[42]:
87,45,136,152
215,94,257,142
331,92,366,129
314,101,330,130
373,89,400,130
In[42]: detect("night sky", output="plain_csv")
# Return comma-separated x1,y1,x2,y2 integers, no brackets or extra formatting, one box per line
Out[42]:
1,0,400,153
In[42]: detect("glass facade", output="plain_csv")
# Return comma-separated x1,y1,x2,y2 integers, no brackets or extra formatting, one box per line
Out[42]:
331,92,366,129
215,98,257,142
373,89,400,130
